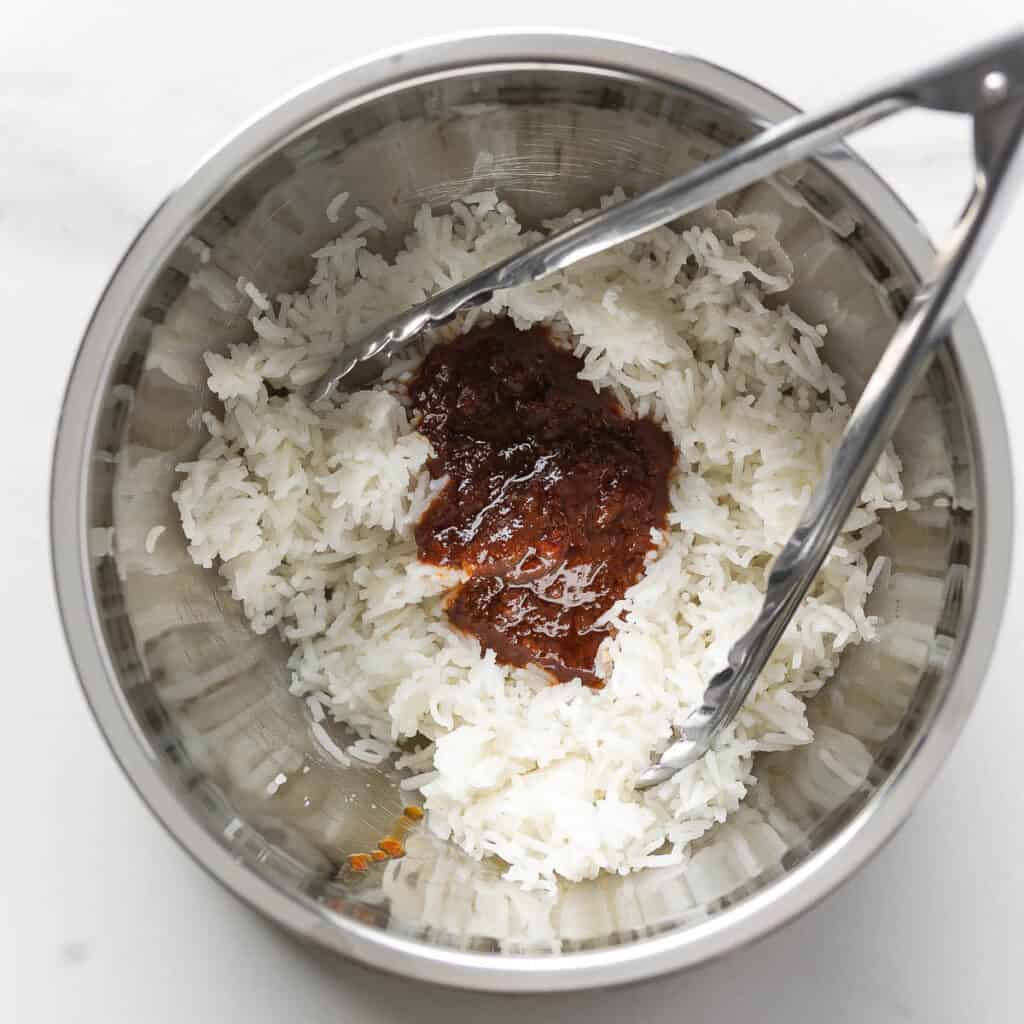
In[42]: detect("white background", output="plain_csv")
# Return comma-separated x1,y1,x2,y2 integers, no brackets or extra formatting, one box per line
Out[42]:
4,1,1024,1020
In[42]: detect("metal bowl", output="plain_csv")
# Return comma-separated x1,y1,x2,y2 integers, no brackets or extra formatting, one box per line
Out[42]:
51,32,1011,991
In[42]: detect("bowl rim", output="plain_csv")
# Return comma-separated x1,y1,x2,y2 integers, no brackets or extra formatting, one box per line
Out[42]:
50,29,1013,992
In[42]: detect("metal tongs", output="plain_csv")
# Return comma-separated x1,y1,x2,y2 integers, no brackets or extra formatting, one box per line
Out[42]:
309,34,1024,789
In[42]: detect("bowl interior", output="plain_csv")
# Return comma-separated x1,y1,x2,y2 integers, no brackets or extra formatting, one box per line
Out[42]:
83,54,978,967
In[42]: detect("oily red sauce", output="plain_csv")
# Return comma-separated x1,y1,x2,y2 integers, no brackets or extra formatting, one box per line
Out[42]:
409,320,674,686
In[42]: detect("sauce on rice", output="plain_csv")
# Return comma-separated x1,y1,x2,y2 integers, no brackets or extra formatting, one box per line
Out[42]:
410,319,674,685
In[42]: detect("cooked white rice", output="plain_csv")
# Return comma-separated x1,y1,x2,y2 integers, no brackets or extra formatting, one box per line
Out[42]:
173,191,906,890
143,524,166,554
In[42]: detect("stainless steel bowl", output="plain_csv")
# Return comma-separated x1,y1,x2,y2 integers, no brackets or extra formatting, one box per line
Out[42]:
51,32,1012,991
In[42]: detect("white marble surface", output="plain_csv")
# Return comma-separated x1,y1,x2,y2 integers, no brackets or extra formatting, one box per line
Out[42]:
5,1,1024,1020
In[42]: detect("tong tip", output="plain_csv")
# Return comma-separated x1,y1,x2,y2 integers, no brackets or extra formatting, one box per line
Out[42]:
634,736,708,790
